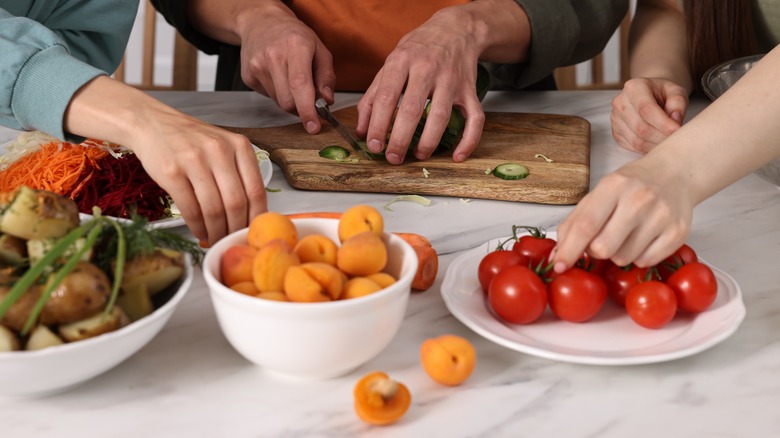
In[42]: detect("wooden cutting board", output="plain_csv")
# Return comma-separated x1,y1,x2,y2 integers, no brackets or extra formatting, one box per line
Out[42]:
222,106,590,205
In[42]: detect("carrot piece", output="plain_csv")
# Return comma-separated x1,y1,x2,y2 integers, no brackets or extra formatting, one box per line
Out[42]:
393,232,432,248
393,232,438,291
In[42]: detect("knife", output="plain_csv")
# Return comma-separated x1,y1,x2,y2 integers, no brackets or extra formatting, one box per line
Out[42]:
315,98,373,160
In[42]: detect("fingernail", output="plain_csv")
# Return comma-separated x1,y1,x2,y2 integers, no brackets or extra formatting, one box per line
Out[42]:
305,121,318,134
368,139,382,153
454,153,466,162
671,111,683,124
553,262,566,273
323,86,333,98
386,152,401,164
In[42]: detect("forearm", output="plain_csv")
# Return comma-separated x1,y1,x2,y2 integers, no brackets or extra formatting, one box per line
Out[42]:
639,46,780,203
63,76,182,148
463,0,531,63
630,0,691,90
187,0,294,46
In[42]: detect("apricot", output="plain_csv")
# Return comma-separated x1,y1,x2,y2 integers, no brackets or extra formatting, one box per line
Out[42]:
420,335,476,386
366,272,397,289
353,371,411,426
338,204,384,242
252,239,300,293
284,263,344,302
337,231,387,277
293,234,338,265
342,277,383,300
247,212,298,249
229,281,260,296
256,291,288,302
221,244,258,287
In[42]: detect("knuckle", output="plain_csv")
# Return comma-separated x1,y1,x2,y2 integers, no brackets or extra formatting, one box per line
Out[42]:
636,102,656,120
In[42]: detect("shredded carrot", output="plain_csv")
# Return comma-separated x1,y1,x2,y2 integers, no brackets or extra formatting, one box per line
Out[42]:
0,141,109,196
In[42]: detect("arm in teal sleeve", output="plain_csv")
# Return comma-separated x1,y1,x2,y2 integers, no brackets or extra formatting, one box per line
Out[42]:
0,2,138,140
489,0,630,89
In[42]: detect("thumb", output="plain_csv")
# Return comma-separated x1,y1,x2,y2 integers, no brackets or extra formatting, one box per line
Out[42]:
663,89,688,125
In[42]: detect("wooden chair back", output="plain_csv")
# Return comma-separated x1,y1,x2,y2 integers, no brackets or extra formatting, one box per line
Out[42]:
554,11,631,90
114,1,198,91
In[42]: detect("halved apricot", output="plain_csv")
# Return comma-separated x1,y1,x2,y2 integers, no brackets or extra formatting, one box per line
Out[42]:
353,371,411,425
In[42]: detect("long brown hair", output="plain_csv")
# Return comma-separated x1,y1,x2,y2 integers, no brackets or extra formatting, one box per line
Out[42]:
684,0,757,85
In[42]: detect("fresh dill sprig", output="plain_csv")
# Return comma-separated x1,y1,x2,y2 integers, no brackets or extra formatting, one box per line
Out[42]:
92,215,204,272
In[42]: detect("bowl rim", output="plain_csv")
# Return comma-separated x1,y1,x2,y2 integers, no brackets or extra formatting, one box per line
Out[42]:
701,53,765,101
0,253,194,359
203,218,419,310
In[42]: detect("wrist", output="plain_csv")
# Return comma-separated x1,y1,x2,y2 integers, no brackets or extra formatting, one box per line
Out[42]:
234,1,293,43
64,76,170,148
463,0,531,63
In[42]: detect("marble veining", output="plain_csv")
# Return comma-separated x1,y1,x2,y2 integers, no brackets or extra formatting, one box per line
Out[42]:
1,91,779,437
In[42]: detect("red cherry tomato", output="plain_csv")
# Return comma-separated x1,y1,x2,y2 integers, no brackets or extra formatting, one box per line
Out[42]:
603,264,651,307
666,262,718,313
477,250,528,294
625,281,678,329
577,254,612,277
488,265,548,324
512,227,556,269
657,244,699,281
548,267,608,323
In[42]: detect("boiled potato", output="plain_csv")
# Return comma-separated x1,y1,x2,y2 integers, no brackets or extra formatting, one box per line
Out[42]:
27,237,91,267
0,284,41,332
0,233,26,266
0,186,79,240
121,248,184,296
117,282,153,322
58,306,126,342
40,261,110,325
0,324,20,351
26,325,64,350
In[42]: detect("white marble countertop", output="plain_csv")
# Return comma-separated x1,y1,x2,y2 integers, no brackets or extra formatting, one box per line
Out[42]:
2,91,779,437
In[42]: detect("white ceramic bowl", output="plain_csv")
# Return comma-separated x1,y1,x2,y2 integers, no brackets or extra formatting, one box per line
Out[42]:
0,256,193,398
203,218,417,380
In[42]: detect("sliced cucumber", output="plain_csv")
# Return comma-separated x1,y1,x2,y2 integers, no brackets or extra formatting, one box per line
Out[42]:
319,145,351,160
492,163,529,180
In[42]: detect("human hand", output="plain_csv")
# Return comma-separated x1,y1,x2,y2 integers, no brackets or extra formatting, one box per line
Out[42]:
237,7,335,134
551,158,696,273
128,111,268,245
611,77,689,154
355,8,486,165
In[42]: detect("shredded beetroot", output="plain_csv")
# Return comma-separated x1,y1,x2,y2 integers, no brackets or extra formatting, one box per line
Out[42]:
73,154,170,220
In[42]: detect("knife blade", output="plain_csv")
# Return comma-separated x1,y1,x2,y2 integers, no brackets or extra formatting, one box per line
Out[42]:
315,98,372,160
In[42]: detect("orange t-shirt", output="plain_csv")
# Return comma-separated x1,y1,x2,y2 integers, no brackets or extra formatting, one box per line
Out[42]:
287,0,470,91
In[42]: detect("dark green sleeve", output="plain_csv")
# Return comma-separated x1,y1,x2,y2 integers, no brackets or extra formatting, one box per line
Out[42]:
149,0,223,55
488,0,630,89
150,0,245,90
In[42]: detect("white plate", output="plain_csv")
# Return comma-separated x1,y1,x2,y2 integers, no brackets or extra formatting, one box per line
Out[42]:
441,232,747,366
0,134,272,229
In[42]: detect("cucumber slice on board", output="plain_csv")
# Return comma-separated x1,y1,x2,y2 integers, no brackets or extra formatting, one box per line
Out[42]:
492,163,530,180
318,145,351,160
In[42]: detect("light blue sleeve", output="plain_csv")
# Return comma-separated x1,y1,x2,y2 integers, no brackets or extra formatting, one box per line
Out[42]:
0,2,137,140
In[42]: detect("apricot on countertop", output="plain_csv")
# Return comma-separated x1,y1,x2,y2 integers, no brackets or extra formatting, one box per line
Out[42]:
353,371,411,426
